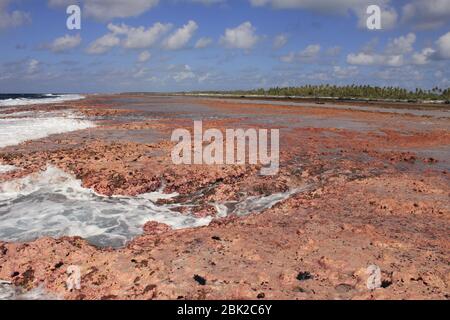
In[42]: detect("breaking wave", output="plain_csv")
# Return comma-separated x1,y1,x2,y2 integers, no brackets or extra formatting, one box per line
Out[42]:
0,166,212,248
0,111,95,149
0,94,84,107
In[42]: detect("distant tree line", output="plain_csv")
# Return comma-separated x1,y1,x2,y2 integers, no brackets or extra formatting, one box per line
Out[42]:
191,85,450,102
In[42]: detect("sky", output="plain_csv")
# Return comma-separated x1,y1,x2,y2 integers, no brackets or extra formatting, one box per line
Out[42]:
0,0,449,93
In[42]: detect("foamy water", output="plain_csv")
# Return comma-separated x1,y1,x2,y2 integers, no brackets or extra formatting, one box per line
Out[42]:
0,166,212,247
215,187,309,217
0,104,301,248
0,111,95,149
0,94,84,107
0,165,302,247
0,165,17,173
0,282,60,300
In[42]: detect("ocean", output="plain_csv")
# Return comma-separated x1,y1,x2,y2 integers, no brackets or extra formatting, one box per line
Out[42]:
0,93,92,149
0,93,84,107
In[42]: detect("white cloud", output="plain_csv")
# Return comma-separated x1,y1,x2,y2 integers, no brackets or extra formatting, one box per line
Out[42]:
360,37,379,54
412,48,435,65
250,0,361,12
27,59,39,74
86,0,158,20
0,58,46,82
273,34,288,49
385,33,415,55
409,32,450,64
280,52,295,63
195,37,213,48
435,32,450,60
48,0,77,6
87,22,172,54
402,0,450,30
188,0,225,4
48,0,159,21
333,66,359,78
0,0,30,29
306,71,329,81
380,55,404,67
47,34,82,52
373,65,423,82
347,33,417,67
348,31,450,68
138,50,151,62
163,20,198,50
379,7,397,30
86,33,120,54
347,52,376,65
220,22,259,50
347,52,403,67
280,44,321,62
133,66,150,78
198,73,211,82
299,44,320,57
249,0,397,29
173,64,196,82
109,22,172,49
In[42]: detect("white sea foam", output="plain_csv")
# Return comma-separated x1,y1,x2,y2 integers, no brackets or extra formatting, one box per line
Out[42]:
215,186,310,217
0,165,17,173
0,94,84,107
0,161,303,248
0,166,212,247
0,166,302,248
0,282,60,300
233,189,300,216
0,111,95,149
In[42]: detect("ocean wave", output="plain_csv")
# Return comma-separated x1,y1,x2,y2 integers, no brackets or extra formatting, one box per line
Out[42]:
0,165,17,173
0,166,212,248
0,94,84,107
0,111,95,149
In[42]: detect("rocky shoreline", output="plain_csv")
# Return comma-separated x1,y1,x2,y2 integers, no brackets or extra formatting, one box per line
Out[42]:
0,94,448,299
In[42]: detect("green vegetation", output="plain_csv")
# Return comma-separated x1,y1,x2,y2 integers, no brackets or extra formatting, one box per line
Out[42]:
191,85,450,102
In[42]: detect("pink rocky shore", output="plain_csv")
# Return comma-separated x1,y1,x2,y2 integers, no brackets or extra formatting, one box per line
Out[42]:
0,94,448,299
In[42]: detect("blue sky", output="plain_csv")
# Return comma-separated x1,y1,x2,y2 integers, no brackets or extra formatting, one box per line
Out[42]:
0,0,449,93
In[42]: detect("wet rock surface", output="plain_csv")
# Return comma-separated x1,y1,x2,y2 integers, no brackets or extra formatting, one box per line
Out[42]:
0,94,448,299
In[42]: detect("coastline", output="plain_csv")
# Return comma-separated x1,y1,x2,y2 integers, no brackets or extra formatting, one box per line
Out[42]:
0,94,448,300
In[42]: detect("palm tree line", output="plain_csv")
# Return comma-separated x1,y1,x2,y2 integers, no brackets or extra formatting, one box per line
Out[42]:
191,85,450,102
